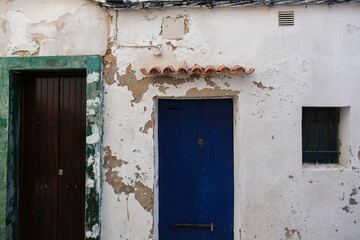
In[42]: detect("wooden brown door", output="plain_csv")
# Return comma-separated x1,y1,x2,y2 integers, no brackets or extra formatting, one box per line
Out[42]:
19,72,86,240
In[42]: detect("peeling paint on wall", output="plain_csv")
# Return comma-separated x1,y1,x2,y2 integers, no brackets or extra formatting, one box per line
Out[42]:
88,72,100,84
285,227,301,239
134,182,153,212
104,146,154,212
158,86,170,93
3,3,108,57
349,198,358,205
87,125,100,144
185,86,240,97
86,223,100,239
104,146,124,169
343,205,351,213
140,113,154,134
104,171,154,212
104,47,218,103
103,42,118,86
100,7,360,236
12,50,39,56
350,187,358,196
253,81,274,90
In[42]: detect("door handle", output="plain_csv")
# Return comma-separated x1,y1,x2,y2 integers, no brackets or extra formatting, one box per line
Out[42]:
173,223,214,232
39,183,48,191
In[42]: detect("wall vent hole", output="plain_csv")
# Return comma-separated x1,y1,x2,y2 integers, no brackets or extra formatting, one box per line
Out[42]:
278,11,294,26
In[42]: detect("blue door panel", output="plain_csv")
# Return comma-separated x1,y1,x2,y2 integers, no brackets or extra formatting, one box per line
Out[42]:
159,100,198,240
159,99,234,240
197,99,234,240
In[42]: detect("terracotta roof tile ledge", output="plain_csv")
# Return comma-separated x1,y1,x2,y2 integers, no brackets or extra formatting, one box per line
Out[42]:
140,65,255,76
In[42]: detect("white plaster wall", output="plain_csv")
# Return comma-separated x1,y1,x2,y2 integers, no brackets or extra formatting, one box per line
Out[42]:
1,1,360,240
0,0,109,57
103,5,360,240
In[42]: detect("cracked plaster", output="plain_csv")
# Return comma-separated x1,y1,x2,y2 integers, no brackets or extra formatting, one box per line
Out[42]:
102,5,360,240
1,2,108,57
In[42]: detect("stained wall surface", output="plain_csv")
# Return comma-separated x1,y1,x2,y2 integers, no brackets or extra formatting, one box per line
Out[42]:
1,0,360,239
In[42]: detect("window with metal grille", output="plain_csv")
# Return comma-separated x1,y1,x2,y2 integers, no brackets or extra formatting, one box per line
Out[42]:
302,107,340,164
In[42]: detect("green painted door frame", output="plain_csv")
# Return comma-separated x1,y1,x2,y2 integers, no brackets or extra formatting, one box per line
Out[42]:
0,56,103,240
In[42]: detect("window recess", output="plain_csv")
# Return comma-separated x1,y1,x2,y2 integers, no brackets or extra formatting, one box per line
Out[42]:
302,107,340,164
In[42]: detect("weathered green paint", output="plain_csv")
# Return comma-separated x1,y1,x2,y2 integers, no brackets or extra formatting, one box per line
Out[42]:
0,56,103,240
0,117,6,128
6,72,21,240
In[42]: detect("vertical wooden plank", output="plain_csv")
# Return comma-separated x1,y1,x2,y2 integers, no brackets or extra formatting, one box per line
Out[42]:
20,75,57,240
197,99,234,240
33,76,43,239
32,76,38,238
74,76,86,240
58,75,69,240
158,100,198,240
57,76,62,240
47,76,59,240
53,76,60,240
58,75,64,240
39,76,49,240
58,73,86,240
42,77,47,240
68,76,76,240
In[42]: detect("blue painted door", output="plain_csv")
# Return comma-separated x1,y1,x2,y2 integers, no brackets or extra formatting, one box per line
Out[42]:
159,99,234,240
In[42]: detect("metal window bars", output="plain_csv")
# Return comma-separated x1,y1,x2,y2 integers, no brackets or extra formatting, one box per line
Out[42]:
302,107,340,164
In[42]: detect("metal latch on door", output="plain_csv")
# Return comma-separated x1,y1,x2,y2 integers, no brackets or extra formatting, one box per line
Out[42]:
173,223,214,232
198,138,204,158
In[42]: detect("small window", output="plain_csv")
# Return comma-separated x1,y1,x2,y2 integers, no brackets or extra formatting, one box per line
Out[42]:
302,107,340,164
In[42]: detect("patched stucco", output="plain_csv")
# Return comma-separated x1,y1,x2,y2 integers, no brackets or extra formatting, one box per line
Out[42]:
102,5,360,240
1,0,108,57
